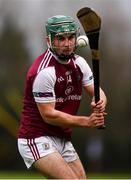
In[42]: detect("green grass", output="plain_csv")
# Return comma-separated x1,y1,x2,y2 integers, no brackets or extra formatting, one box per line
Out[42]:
88,173,131,179
0,171,44,179
0,171,131,179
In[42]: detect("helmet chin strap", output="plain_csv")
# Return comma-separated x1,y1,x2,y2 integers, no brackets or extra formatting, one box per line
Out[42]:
54,51,75,61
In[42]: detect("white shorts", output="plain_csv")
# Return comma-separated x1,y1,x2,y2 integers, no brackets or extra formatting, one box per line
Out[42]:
18,136,79,169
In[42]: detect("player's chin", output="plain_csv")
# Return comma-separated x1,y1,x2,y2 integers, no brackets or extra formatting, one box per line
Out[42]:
63,49,74,55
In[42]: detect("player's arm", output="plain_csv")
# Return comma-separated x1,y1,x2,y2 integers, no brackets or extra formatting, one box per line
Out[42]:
33,66,104,128
76,56,107,112
36,101,104,128
84,84,107,113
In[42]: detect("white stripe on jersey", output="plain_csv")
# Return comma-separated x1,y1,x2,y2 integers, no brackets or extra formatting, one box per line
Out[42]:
37,49,49,73
37,49,52,73
41,52,52,69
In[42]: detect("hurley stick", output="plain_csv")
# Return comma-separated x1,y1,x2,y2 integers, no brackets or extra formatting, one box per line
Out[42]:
77,7,105,129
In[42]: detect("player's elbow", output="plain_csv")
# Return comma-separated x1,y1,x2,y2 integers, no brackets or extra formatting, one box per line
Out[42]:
37,102,56,125
40,111,55,124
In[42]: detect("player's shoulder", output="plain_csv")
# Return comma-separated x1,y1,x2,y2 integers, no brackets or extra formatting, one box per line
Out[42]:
74,54,92,74
33,66,56,88
31,50,49,69
27,52,46,74
74,54,88,65
28,49,53,76
38,66,55,77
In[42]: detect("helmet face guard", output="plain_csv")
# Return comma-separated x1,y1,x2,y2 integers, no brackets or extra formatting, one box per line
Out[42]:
46,15,80,61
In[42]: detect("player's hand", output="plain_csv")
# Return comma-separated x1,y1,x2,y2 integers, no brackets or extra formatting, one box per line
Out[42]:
88,112,105,128
91,99,107,115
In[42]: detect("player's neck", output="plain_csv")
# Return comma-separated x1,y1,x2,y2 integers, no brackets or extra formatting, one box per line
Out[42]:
49,48,71,64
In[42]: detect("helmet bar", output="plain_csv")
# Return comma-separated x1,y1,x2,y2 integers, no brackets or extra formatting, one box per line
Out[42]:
46,15,80,61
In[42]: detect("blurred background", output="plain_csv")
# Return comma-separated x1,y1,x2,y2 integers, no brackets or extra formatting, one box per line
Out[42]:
0,0,131,178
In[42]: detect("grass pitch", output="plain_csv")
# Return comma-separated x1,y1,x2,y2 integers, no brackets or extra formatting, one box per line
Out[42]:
0,171,131,179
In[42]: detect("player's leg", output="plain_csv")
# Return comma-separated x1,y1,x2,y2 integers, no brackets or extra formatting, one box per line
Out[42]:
34,151,78,179
18,137,78,179
68,158,87,179
61,140,87,179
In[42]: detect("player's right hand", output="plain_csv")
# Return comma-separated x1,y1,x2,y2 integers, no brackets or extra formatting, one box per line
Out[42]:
88,112,105,128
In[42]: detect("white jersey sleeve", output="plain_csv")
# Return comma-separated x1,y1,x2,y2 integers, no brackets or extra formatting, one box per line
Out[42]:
75,56,93,86
33,66,56,103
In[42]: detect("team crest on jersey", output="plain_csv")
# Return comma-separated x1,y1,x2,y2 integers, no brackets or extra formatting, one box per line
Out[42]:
65,86,74,95
42,143,50,150
65,71,72,84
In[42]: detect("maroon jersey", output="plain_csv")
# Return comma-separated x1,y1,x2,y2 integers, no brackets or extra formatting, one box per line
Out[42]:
18,49,93,140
